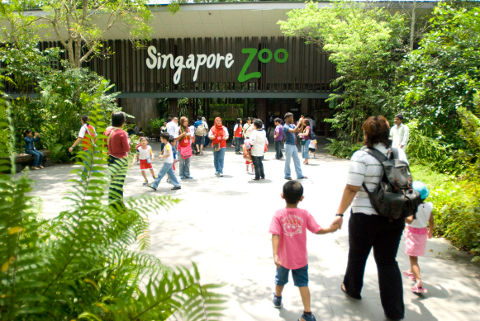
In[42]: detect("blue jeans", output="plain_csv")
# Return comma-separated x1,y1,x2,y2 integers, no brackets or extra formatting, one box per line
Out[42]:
284,144,303,179
213,148,226,174
274,141,283,159
275,265,309,287
251,155,265,179
179,157,191,179
172,143,178,160
26,149,43,167
302,139,311,159
152,162,180,188
234,137,243,152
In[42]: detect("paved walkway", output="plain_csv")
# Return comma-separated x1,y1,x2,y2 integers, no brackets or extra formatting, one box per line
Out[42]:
27,143,480,321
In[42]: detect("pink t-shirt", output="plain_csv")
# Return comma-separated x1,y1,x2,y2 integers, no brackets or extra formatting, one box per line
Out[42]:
269,208,322,270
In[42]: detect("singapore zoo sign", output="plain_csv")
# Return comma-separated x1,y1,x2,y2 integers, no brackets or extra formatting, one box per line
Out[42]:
145,45,289,84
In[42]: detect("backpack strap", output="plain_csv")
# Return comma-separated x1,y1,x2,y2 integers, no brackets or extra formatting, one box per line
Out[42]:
362,147,388,163
361,147,387,194
390,147,399,160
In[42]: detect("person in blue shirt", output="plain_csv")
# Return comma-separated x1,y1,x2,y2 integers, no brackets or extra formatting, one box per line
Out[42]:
24,129,44,170
193,115,207,155
283,113,307,180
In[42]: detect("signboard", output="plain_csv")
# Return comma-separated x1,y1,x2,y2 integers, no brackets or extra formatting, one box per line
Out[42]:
145,46,289,84
82,37,336,95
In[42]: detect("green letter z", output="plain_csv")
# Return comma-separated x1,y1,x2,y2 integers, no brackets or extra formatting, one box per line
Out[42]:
237,48,261,83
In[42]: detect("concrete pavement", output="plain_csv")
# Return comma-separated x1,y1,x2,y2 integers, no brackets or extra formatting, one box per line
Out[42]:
26,143,480,321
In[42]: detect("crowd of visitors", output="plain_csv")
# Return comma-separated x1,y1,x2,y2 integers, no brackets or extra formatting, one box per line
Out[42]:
59,110,422,321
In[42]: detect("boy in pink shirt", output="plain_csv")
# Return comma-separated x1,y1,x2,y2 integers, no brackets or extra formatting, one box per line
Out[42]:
269,180,339,321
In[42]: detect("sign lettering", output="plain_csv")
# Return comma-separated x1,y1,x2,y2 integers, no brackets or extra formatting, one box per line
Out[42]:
145,45,288,84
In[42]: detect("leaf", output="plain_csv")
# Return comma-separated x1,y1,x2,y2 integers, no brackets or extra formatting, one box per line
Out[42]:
2,256,15,272
8,226,25,234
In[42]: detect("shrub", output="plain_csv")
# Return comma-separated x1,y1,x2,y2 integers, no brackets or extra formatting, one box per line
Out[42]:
406,120,464,174
411,164,480,263
0,103,224,320
325,138,362,159
38,66,120,162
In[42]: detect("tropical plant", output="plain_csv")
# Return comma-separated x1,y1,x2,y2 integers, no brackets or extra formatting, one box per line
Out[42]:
279,0,409,143
38,67,120,162
0,100,225,320
399,3,480,146
325,138,362,159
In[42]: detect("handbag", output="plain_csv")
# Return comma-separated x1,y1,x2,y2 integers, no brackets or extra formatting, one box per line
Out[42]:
213,143,221,152
180,143,193,159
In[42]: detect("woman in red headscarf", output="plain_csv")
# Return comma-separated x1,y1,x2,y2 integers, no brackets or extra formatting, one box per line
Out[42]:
208,117,229,177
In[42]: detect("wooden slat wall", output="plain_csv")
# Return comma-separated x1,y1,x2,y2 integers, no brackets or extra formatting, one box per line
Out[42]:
8,37,336,95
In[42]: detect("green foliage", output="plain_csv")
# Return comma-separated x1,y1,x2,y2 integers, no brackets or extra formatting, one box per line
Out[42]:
0,103,225,320
325,138,362,159
38,66,120,162
411,165,480,262
406,120,463,174
457,93,480,179
38,0,152,67
279,1,409,142
399,3,480,145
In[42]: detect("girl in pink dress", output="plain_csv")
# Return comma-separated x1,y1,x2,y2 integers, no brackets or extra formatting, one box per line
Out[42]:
403,181,434,294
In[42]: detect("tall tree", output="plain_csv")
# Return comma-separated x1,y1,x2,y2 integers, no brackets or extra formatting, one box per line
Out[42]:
39,0,152,67
279,0,408,143
399,3,480,144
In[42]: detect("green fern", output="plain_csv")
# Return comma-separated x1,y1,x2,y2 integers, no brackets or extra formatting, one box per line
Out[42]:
1,98,225,320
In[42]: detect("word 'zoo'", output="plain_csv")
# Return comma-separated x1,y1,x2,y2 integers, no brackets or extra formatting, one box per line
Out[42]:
145,46,289,84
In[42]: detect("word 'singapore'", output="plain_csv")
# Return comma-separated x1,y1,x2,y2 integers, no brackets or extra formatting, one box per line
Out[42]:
145,46,234,84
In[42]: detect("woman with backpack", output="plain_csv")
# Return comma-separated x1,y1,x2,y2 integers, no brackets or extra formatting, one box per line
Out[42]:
104,112,130,207
194,115,207,155
332,116,409,321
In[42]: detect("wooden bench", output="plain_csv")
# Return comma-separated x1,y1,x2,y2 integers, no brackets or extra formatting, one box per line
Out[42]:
14,150,50,172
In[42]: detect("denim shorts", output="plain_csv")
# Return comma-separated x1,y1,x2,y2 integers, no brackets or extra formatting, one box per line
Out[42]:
275,264,308,287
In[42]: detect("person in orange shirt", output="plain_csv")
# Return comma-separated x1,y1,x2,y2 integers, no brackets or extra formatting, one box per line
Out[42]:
233,118,243,154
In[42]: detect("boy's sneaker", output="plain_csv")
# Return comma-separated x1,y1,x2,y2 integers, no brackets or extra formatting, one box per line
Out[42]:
148,184,157,191
299,312,316,321
142,181,148,186
171,186,181,191
272,294,282,309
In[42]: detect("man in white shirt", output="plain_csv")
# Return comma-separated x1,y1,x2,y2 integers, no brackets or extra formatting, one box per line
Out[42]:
166,117,179,138
250,119,267,180
166,117,179,160
389,114,409,151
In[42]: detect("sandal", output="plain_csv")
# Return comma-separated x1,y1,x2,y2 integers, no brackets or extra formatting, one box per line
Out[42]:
411,285,428,294
402,270,416,282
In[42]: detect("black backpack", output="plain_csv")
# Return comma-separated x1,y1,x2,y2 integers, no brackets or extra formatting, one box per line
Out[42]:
361,147,421,220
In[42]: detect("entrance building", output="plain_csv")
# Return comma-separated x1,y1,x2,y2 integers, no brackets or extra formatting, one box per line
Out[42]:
28,2,434,135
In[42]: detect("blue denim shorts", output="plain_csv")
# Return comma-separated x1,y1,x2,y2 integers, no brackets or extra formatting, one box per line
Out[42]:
275,264,308,287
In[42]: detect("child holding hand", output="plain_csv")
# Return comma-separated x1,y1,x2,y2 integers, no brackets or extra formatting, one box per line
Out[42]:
269,180,339,321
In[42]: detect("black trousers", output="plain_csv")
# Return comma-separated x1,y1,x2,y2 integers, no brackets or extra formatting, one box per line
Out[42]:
251,156,264,179
343,213,405,320
274,141,283,159
108,155,128,207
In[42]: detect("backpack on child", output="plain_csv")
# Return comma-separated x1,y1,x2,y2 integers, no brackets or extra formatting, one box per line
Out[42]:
362,147,421,220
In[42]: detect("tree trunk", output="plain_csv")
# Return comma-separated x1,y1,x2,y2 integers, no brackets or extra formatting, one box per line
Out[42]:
66,41,75,67
74,39,81,68
409,0,417,50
